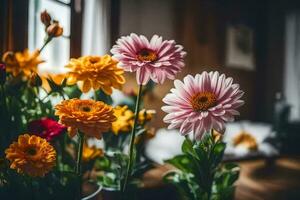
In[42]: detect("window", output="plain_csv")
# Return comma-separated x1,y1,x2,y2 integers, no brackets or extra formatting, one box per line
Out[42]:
28,0,82,73
284,12,300,121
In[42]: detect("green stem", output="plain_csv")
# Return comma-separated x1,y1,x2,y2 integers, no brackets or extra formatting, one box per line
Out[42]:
58,91,66,100
59,137,66,171
76,132,84,199
39,36,52,52
76,132,84,174
0,85,8,111
94,91,98,100
206,129,216,200
122,85,143,192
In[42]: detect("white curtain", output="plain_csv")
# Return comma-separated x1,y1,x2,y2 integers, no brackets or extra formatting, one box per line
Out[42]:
81,0,111,55
284,12,300,121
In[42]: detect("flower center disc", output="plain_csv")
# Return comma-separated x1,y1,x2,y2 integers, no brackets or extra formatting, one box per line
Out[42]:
81,106,92,112
89,57,100,64
137,49,157,62
190,91,217,111
26,147,37,156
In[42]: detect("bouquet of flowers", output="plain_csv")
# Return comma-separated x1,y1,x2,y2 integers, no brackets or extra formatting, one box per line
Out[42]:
0,10,244,200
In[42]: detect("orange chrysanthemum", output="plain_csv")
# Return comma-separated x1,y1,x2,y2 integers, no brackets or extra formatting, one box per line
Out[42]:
2,49,43,78
5,134,56,177
65,55,125,94
55,99,116,139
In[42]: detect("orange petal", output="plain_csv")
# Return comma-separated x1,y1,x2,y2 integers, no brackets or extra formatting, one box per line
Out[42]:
81,79,92,93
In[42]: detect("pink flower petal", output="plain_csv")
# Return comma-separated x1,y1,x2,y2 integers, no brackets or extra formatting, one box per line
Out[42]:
111,34,186,85
136,67,150,85
161,71,244,141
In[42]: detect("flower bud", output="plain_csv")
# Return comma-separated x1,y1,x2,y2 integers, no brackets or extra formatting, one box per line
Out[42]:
212,129,223,143
0,63,6,85
40,10,51,27
46,22,63,37
29,72,42,87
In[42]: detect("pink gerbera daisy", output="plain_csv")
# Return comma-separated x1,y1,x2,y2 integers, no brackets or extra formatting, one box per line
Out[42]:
162,71,244,140
110,33,186,85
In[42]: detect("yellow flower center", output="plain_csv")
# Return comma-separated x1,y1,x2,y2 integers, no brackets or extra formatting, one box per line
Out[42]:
190,91,217,111
137,49,157,62
26,147,37,156
233,131,258,151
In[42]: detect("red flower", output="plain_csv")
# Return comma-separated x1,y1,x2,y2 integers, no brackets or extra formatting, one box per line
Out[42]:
28,118,66,141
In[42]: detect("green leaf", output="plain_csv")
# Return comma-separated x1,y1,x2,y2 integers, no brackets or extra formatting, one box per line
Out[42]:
163,171,203,200
163,171,181,184
165,155,193,173
194,144,208,163
135,128,146,137
211,142,226,167
182,138,197,158
213,143,226,155
94,156,111,170
224,163,239,171
63,85,82,99
95,90,113,104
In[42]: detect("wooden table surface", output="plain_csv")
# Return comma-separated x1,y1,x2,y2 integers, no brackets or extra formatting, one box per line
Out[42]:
141,156,300,200
235,156,300,200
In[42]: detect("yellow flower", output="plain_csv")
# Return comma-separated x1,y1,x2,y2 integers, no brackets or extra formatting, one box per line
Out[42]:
112,106,134,135
5,134,56,177
41,73,66,92
138,109,156,125
65,55,125,94
233,131,258,151
2,49,43,78
112,106,155,135
55,99,116,139
82,142,104,162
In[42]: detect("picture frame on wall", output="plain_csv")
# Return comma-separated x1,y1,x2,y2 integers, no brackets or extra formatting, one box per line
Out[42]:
225,24,255,71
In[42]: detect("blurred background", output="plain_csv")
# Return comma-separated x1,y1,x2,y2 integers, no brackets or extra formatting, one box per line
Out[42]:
1,0,300,199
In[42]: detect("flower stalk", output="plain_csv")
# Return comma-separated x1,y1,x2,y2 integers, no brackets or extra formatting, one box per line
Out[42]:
122,84,143,192
76,131,84,199
76,132,84,175
39,36,52,52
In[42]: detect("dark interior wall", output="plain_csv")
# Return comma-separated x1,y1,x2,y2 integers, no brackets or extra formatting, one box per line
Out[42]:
257,0,285,123
119,0,279,128
0,0,29,53
259,0,300,123
175,0,265,121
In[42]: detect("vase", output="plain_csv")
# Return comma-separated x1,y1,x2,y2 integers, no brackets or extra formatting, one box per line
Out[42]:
82,182,103,200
